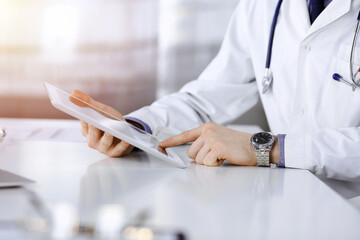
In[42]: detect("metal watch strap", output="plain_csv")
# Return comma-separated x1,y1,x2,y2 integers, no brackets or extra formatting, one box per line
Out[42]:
255,148,270,167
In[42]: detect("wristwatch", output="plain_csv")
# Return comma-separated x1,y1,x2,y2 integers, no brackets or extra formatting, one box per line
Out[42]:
250,132,275,167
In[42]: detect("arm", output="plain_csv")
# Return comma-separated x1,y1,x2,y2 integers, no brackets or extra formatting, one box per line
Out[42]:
128,1,258,132
285,128,360,182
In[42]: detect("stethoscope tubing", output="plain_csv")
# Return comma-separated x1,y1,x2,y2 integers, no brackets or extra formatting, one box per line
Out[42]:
262,0,284,94
265,0,360,92
265,0,284,69
350,20,360,86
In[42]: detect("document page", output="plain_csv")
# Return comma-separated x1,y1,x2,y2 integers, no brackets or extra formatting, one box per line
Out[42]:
0,119,86,142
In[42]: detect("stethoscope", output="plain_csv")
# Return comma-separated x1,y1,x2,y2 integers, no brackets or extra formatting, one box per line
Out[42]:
332,10,360,92
263,0,360,94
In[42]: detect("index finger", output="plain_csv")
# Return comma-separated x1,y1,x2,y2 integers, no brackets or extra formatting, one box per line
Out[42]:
160,127,202,148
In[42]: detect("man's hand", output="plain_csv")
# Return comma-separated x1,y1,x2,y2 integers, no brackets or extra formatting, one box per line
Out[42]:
160,122,257,167
70,90,134,157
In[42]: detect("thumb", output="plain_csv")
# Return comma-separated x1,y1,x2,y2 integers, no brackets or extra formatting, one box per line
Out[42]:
70,90,124,120
70,90,94,107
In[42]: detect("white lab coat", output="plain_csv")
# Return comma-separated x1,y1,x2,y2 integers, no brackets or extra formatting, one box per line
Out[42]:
129,0,360,183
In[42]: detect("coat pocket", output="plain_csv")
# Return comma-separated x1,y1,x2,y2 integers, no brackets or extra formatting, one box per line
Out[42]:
319,55,360,128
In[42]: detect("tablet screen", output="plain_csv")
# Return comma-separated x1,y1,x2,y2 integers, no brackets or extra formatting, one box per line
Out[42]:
44,82,187,168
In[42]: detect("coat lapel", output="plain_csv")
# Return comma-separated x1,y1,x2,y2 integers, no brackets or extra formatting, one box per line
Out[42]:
306,0,352,36
287,0,311,39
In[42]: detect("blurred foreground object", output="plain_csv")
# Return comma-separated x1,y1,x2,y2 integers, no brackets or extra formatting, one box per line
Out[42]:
0,128,6,141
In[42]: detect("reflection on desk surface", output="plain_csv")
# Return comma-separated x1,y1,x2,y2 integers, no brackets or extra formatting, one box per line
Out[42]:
0,137,360,239
79,155,184,223
77,157,360,239
0,187,49,223
78,156,287,229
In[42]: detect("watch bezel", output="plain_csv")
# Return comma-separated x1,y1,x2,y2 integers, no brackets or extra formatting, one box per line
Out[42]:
250,132,275,150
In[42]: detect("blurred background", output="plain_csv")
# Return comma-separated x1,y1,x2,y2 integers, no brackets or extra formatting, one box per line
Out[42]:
0,0,267,129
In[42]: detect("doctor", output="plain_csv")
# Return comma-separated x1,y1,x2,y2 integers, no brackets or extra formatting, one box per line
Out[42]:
73,0,360,182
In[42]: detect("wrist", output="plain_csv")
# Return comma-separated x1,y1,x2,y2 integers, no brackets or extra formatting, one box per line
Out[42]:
270,135,279,164
249,141,257,166
250,132,278,167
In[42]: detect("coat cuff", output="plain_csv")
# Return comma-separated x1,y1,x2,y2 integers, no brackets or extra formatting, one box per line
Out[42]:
277,134,286,168
124,117,152,134
284,133,311,169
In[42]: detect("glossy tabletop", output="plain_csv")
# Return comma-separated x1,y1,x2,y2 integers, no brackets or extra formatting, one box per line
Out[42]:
0,119,360,239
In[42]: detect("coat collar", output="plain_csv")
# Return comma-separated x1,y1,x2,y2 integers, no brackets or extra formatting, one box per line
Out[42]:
285,0,352,40
306,0,352,36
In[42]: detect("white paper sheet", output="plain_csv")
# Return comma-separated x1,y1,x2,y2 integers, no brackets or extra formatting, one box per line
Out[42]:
0,119,86,142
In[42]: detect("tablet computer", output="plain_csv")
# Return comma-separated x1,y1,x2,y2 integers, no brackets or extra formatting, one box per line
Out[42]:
44,82,187,168
0,169,34,188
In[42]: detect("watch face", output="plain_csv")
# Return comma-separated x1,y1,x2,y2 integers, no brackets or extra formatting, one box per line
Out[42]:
253,132,273,145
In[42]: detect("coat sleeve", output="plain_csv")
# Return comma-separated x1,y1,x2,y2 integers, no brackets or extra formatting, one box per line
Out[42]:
127,2,260,132
285,128,360,182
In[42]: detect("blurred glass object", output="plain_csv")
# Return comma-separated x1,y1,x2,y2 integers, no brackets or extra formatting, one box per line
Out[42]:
0,128,6,141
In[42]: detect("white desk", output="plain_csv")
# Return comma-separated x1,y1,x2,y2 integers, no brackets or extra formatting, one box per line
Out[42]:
0,119,360,239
